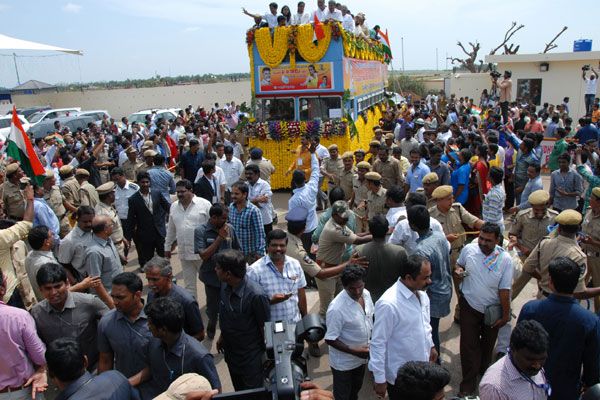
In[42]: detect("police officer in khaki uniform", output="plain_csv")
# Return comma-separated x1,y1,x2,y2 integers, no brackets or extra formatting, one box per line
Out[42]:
137,149,156,175
429,185,483,320
383,132,397,150
94,181,128,260
122,146,143,182
321,144,344,195
76,169,100,208
364,172,387,221
373,145,404,189
367,140,380,165
508,190,558,263
94,144,114,184
2,163,25,220
350,161,371,233
338,151,355,201
59,165,81,209
422,172,440,209
353,149,366,164
42,169,72,237
516,209,600,301
581,187,600,310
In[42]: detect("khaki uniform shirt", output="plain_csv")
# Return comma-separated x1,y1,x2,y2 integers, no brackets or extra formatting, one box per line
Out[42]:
509,209,558,253
79,182,100,208
352,176,369,208
122,160,143,182
286,232,321,278
322,158,343,187
367,187,387,219
523,235,587,293
582,210,600,255
0,221,31,302
2,181,24,219
317,219,357,265
339,168,355,201
43,186,67,217
397,156,410,176
95,202,124,243
373,158,404,189
247,159,276,184
426,197,436,210
137,163,152,175
430,203,480,250
61,176,81,207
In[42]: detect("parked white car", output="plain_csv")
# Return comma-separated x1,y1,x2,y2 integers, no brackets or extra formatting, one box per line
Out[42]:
77,110,111,126
28,107,82,126
0,115,30,141
128,108,180,125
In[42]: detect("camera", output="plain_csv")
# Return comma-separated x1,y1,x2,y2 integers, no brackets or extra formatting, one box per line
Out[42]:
567,142,580,152
583,65,591,71
214,315,326,400
490,70,501,79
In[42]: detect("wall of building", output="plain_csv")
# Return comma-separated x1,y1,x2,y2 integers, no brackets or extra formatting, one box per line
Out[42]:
497,58,598,118
11,81,252,119
448,73,491,101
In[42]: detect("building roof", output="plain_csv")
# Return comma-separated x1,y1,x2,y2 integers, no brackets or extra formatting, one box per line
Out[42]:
486,51,600,64
11,80,55,91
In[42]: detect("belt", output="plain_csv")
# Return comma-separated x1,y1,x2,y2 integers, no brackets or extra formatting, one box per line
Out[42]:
316,260,337,268
0,385,24,394
587,251,600,258
99,167,110,171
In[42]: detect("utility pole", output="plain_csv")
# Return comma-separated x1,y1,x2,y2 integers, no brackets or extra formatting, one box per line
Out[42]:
13,53,20,85
401,37,405,72
445,52,448,70
436,48,439,71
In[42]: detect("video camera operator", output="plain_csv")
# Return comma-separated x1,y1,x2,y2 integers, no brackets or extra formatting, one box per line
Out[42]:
492,70,512,125
582,63,599,116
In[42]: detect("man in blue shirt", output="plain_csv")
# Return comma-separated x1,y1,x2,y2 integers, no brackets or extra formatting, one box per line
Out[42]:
451,149,472,205
180,139,204,182
32,182,60,244
405,149,431,193
518,256,600,400
147,154,176,203
510,164,543,211
46,338,139,400
576,118,600,144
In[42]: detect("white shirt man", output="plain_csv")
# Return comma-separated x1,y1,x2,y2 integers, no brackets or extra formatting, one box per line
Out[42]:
220,155,244,192
291,11,311,25
323,8,343,22
342,12,354,31
164,194,211,297
114,180,139,220
388,218,446,255
194,165,226,202
248,177,274,226
313,6,326,22
369,257,435,396
585,75,598,95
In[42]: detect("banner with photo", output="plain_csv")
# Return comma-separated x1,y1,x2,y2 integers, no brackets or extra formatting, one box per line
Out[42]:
258,62,333,92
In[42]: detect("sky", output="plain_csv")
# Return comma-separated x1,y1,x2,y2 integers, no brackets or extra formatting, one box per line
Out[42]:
0,0,598,87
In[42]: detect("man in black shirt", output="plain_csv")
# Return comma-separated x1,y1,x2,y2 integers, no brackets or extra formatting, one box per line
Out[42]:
215,249,270,391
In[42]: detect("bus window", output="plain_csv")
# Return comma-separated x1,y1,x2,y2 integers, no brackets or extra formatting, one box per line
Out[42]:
256,98,295,121
299,97,342,121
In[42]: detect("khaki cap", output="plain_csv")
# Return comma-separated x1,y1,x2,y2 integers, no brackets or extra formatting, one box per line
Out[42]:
592,187,600,199
341,151,354,159
369,140,381,147
365,171,382,181
373,127,383,133
356,161,371,170
75,168,90,177
354,148,366,155
328,144,338,151
144,149,158,157
44,135,55,142
154,373,212,400
96,181,116,195
431,185,453,199
59,165,74,175
422,172,439,184
555,209,582,226
44,169,54,179
143,140,154,148
19,177,30,184
126,146,137,154
528,190,550,206
5,163,19,176
384,132,395,140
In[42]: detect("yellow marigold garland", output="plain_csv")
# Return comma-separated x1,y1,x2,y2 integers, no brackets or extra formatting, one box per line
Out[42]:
296,23,332,63
255,26,290,68
248,44,255,95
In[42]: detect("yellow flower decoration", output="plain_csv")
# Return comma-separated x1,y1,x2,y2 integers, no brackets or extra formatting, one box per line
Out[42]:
296,24,331,63
248,44,255,95
255,26,290,68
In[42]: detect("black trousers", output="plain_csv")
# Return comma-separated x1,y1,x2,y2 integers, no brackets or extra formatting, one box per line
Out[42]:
204,284,220,326
228,360,264,391
504,174,514,209
136,234,165,269
500,101,509,125
331,365,366,400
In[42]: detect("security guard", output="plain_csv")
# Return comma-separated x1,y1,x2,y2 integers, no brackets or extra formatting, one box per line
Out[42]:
384,132,397,149
122,146,143,182
422,172,440,209
338,151,355,201
42,169,72,237
321,144,343,195
429,185,483,321
581,187,600,310
372,145,404,189
353,148,366,164
95,142,113,184
350,161,371,233
2,163,25,220
95,181,128,260
76,169,100,208
367,140,381,165
509,190,558,263
137,149,156,175
364,172,387,220
59,165,81,209
517,209,600,300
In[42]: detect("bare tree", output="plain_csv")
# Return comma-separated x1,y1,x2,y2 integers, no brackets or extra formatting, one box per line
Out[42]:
543,26,568,53
447,41,481,73
489,21,525,55
503,44,520,55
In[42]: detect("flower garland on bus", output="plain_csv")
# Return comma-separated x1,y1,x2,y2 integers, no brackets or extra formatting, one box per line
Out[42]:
295,23,332,63
239,119,348,141
342,30,387,63
254,26,290,68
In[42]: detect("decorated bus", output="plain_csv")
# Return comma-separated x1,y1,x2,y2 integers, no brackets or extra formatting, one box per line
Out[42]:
240,21,392,189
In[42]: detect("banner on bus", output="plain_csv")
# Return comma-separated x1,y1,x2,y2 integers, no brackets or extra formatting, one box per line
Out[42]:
258,62,333,92
344,58,387,97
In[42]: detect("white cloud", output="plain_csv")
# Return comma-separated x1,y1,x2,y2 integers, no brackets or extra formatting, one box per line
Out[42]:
62,3,82,13
0,3,9,12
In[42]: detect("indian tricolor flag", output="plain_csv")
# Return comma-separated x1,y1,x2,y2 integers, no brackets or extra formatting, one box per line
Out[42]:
378,28,393,61
7,106,45,185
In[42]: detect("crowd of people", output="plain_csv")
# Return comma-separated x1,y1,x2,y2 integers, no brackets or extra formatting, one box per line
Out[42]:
2,66,600,400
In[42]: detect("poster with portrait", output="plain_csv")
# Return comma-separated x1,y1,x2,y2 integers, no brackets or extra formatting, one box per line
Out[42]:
258,62,333,92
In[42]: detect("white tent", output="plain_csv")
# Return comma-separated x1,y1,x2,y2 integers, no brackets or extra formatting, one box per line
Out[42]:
0,33,82,55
